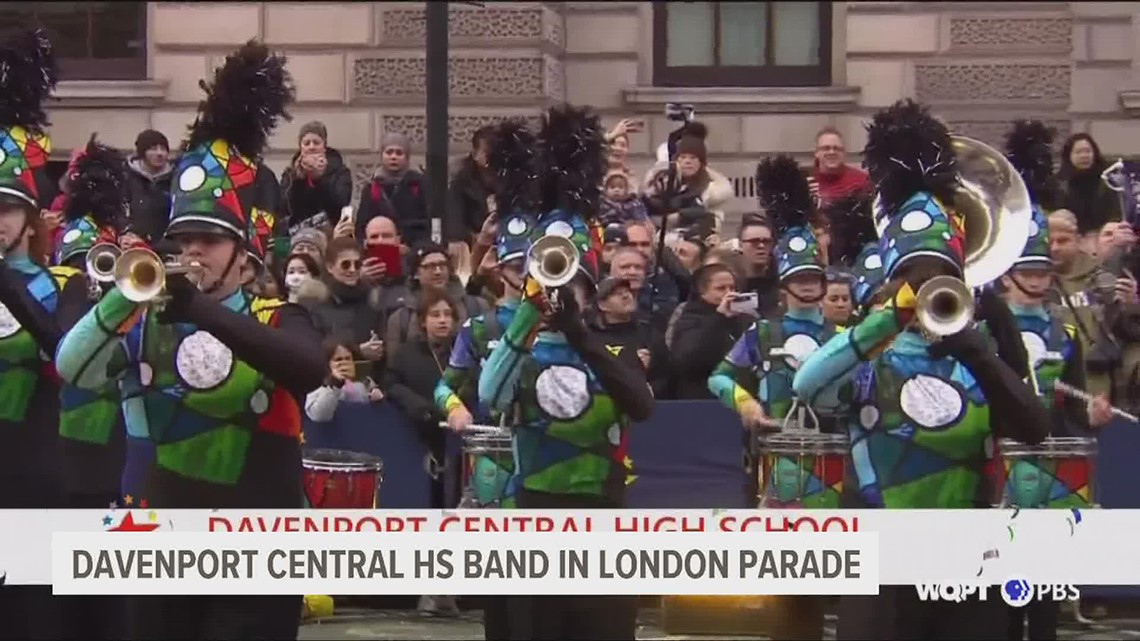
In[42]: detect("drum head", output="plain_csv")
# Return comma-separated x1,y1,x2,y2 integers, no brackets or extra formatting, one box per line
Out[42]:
998,437,1097,458
760,432,849,454
302,449,383,472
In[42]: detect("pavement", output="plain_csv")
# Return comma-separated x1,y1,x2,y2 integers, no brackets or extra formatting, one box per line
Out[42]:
299,607,1140,640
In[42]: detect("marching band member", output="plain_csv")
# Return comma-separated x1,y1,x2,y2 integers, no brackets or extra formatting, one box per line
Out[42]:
432,121,533,638
55,42,326,641
0,28,71,640
793,100,1050,640
49,136,132,641
707,156,834,640
708,155,834,432
1001,120,1113,641
477,106,653,641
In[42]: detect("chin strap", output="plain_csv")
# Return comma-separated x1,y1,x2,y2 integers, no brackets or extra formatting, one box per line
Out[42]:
199,244,242,296
1007,273,1047,304
1,216,31,260
782,283,824,306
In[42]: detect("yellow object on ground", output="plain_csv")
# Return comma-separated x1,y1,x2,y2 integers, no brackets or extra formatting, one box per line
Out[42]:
303,594,334,620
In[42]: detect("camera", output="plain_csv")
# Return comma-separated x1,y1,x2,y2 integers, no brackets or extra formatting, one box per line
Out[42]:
665,102,695,123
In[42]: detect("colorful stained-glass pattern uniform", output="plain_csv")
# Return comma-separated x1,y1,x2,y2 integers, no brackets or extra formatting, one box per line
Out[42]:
0,256,64,484
434,303,519,508
1004,305,1091,508
55,288,302,506
170,139,256,237
480,301,631,499
876,193,966,278
56,215,118,265
794,307,1002,509
709,309,841,508
0,125,50,198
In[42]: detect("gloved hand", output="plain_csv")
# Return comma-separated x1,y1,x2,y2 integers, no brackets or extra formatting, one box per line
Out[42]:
155,271,203,325
974,285,1030,379
926,326,991,364
546,285,585,339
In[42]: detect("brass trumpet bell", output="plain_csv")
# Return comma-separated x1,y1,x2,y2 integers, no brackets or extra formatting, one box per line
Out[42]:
874,135,1033,290
527,235,580,289
86,243,121,283
113,248,200,303
915,275,975,339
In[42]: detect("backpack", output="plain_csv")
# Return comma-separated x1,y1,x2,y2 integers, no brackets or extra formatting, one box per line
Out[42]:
396,296,491,344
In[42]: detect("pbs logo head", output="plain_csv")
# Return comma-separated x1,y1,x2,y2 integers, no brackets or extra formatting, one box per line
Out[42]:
1002,578,1034,607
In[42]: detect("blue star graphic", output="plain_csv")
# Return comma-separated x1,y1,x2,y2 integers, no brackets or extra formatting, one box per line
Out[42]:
102,515,113,527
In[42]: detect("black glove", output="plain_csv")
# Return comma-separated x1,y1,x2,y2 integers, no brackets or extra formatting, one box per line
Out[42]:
155,272,204,325
973,286,1030,379
926,327,990,364
547,286,585,339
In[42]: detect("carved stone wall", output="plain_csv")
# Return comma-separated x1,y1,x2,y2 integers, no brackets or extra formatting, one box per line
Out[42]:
379,4,563,49
949,17,1072,51
378,113,544,149
352,56,564,103
915,64,1071,104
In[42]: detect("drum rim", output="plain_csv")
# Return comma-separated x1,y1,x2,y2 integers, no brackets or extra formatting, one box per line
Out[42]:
760,433,849,446
302,448,384,471
997,437,1096,446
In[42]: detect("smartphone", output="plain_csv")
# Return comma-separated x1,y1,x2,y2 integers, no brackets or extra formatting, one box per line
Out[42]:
366,243,402,278
727,292,758,314
340,205,354,223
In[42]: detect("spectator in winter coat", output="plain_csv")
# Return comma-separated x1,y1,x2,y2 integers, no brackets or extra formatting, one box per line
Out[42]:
810,126,870,208
1057,133,1122,243
356,132,430,247
642,122,733,240
309,237,389,379
669,263,756,399
280,121,353,234
304,339,384,423
598,170,649,228
590,277,670,398
444,126,497,255
124,129,174,244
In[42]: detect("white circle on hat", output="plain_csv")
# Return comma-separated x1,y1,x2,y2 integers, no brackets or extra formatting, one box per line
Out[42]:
62,229,82,245
545,221,574,238
507,217,529,235
178,165,207,193
1028,219,1040,238
900,210,934,233
0,148,6,165
864,254,883,270
788,236,808,253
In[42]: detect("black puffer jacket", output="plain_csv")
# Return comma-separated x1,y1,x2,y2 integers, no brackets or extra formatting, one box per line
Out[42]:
669,297,751,399
124,157,174,242
357,169,429,247
280,148,354,233
444,157,494,244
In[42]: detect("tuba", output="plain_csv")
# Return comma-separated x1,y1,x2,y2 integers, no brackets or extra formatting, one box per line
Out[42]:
113,247,202,304
875,136,1033,337
86,243,121,283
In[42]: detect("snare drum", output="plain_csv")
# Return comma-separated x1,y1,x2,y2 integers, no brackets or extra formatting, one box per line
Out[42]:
460,426,514,508
757,432,848,509
1000,437,1096,509
302,449,384,509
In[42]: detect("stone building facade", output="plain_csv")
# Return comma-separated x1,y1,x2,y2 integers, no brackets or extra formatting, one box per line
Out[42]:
37,1,1140,221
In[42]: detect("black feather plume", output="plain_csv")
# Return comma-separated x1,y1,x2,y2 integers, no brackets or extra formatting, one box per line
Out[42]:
64,134,128,229
862,99,958,217
827,195,877,268
538,104,606,218
0,29,58,132
755,155,814,235
1004,119,1058,209
488,119,540,213
185,40,294,159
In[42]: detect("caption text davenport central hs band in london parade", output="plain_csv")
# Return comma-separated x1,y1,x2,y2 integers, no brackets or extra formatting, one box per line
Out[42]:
0,25,1133,641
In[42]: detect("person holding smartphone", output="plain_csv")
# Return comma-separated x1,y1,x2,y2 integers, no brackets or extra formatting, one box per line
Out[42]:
281,121,353,235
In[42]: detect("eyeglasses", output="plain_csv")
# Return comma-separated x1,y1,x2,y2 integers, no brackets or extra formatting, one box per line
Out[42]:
338,259,362,271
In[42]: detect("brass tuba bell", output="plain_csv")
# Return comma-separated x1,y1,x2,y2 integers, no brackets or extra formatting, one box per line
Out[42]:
113,247,201,304
86,243,121,283
527,235,580,289
874,135,1033,290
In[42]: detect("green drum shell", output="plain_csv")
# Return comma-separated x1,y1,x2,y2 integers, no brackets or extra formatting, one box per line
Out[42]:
999,437,1097,509
756,433,849,509
461,432,513,508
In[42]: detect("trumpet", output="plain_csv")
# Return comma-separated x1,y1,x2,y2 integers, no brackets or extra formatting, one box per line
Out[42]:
914,275,975,339
85,243,121,283
112,247,202,304
527,235,580,287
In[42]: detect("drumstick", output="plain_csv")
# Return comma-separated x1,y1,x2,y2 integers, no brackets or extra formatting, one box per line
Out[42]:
436,422,512,435
1053,381,1139,423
